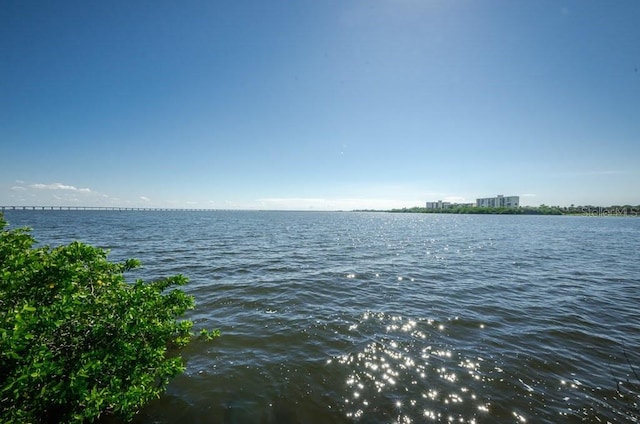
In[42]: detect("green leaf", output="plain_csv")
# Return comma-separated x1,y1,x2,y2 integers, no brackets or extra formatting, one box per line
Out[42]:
0,212,218,423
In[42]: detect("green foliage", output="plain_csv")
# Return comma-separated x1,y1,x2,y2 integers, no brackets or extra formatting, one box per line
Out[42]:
384,204,640,216
388,206,564,215
198,328,221,341
0,213,215,423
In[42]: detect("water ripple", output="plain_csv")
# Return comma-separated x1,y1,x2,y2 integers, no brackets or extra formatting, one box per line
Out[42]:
4,211,640,423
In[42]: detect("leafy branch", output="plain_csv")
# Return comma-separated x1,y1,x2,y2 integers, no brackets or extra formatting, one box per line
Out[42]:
0,213,218,423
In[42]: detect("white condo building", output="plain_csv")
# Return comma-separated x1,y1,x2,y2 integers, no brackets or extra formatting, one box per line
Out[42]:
425,200,451,209
425,200,475,209
476,195,519,208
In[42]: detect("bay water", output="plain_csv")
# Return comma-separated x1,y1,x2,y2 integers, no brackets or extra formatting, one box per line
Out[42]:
4,211,640,423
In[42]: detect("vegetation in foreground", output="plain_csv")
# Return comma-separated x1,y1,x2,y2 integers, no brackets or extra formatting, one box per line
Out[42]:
0,213,218,423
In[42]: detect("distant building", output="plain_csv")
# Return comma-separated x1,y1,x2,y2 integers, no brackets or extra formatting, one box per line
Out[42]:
425,200,451,209
476,194,519,208
425,201,475,209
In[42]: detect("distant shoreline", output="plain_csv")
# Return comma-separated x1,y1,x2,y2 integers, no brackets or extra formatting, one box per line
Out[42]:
355,205,640,217
2,206,639,216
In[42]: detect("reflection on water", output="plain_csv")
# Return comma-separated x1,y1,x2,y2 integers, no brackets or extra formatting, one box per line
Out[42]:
4,211,640,423
335,313,491,424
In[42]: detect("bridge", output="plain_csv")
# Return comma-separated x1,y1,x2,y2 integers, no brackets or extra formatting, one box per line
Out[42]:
0,206,216,212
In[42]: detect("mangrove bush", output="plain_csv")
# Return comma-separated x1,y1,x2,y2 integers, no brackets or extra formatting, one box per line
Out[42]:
0,213,212,423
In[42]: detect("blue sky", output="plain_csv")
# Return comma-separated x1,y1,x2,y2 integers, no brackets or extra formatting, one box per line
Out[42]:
2,0,639,210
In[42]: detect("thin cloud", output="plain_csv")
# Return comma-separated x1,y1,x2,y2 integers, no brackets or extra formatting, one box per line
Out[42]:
256,197,423,210
258,197,326,204
10,186,27,191
30,183,92,193
140,196,151,202
442,196,469,203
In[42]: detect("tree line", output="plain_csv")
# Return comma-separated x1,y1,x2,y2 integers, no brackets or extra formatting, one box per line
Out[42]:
383,204,640,216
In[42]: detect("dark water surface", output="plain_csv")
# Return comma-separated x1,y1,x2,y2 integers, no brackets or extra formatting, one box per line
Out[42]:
4,211,640,423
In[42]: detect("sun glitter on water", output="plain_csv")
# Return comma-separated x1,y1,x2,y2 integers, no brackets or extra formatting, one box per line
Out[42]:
333,312,492,423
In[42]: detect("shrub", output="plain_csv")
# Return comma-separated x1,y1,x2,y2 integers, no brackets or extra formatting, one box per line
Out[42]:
0,213,210,423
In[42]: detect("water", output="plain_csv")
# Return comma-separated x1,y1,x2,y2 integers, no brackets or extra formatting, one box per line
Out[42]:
3,211,640,423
